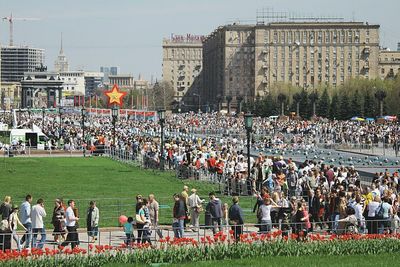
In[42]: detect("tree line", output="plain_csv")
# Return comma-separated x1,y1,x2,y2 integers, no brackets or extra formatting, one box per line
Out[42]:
245,76,400,120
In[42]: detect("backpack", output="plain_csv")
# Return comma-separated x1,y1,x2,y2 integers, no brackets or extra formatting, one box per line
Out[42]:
375,203,384,219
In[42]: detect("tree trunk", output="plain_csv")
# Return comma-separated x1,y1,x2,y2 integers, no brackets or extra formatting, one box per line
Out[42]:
296,102,300,117
281,102,284,116
380,100,383,117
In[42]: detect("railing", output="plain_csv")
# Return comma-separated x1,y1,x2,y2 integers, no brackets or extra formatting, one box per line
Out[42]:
0,218,396,251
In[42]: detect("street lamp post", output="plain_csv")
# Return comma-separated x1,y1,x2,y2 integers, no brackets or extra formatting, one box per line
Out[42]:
41,107,45,130
81,106,87,157
111,105,119,147
193,93,201,113
244,113,253,181
158,109,166,170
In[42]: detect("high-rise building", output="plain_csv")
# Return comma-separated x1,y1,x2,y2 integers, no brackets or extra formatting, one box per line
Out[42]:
100,66,120,82
397,42,400,51
1,46,44,82
203,21,380,110
84,72,104,96
162,34,204,110
54,33,69,72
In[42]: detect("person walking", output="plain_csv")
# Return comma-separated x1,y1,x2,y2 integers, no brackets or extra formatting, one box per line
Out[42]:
206,192,223,234
228,196,244,241
52,199,66,244
0,196,12,220
188,188,204,232
31,199,47,249
61,200,80,249
19,195,32,248
148,194,163,239
172,194,186,238
8,205,26,251
87,201,99,243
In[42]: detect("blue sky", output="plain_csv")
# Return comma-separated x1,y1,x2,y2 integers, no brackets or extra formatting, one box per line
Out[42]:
1,0,399,80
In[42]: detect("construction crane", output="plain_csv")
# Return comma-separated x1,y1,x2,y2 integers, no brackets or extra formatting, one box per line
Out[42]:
2,13,40,46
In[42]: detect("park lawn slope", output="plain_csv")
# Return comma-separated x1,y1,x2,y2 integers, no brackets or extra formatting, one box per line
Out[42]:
0,157,254,227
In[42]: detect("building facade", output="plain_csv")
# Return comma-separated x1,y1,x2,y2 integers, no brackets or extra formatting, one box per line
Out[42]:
100,66,120,83
162,34,203,110
59,71,85,96
1,82,21,110
84,72,104,96
203,22,380,110
109,74,134,90
1,46,45,82
379,50,400,79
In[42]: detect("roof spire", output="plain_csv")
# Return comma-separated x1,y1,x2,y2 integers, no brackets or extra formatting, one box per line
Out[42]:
60,32,64,55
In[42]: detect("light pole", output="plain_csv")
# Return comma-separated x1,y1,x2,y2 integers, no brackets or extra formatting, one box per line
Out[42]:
41,107,45,130
158,109,166,170
193,93,201,113
111,105,119,147
244,113,253,180
59,106,64,129
81,106,87,157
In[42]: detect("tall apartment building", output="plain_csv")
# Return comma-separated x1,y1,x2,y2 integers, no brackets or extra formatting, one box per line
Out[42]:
379,50,400,79
1,46,45,82
162,34,203,109
84,72,104,96
203,22,380,110
100,66,120,82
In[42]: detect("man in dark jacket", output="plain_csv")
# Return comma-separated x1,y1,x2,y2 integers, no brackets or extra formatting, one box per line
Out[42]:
228,196,244,241
206,192,222,234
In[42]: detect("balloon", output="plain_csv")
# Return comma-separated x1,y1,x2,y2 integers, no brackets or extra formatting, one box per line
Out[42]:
119,215,128,224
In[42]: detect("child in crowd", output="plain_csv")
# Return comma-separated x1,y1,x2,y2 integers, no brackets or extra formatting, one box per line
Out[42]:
123,217,134,245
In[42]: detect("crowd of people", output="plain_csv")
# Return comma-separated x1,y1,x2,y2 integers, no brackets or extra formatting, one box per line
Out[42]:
0,195,99,251
1,110,400,251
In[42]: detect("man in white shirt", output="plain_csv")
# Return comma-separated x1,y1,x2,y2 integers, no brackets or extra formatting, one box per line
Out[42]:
31,198,46,249
188,188,204,232
61,200,80,249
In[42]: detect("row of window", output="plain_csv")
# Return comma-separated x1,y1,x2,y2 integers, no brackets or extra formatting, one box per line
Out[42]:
266,29,370,45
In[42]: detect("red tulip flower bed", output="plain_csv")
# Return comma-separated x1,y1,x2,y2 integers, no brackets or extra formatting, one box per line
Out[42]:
1,231,400,266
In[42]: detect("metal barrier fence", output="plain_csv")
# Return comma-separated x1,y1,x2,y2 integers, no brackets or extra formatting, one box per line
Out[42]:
0,218,397,251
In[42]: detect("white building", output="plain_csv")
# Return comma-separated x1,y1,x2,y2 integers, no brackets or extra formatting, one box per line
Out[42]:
59,71,85,96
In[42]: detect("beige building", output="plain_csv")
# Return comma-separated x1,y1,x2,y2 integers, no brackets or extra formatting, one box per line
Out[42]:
109,74,134,90
1,82,21,110
203,22,380,110
162,34,203,110
379,50,400,79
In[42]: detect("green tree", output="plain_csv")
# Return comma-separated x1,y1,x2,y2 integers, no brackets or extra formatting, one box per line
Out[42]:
299,89,310,118
338,93,350,120
329,93,339,120
317,88,330,118
350,89,362,117
363,91,375,118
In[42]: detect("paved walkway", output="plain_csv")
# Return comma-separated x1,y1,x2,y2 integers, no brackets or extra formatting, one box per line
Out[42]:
7,225,260,250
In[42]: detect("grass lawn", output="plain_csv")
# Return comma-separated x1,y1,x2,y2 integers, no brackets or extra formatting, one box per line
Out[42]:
103,253,396,267
0,157,256,227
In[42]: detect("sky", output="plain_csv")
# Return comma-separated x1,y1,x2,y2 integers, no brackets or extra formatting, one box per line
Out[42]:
1,0,399,81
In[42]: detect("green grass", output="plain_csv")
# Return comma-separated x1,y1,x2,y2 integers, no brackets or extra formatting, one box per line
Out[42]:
103,254,397,267
0,157,256,227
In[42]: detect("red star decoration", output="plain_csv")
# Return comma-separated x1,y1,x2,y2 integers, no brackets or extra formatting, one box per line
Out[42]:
104,84,127,107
